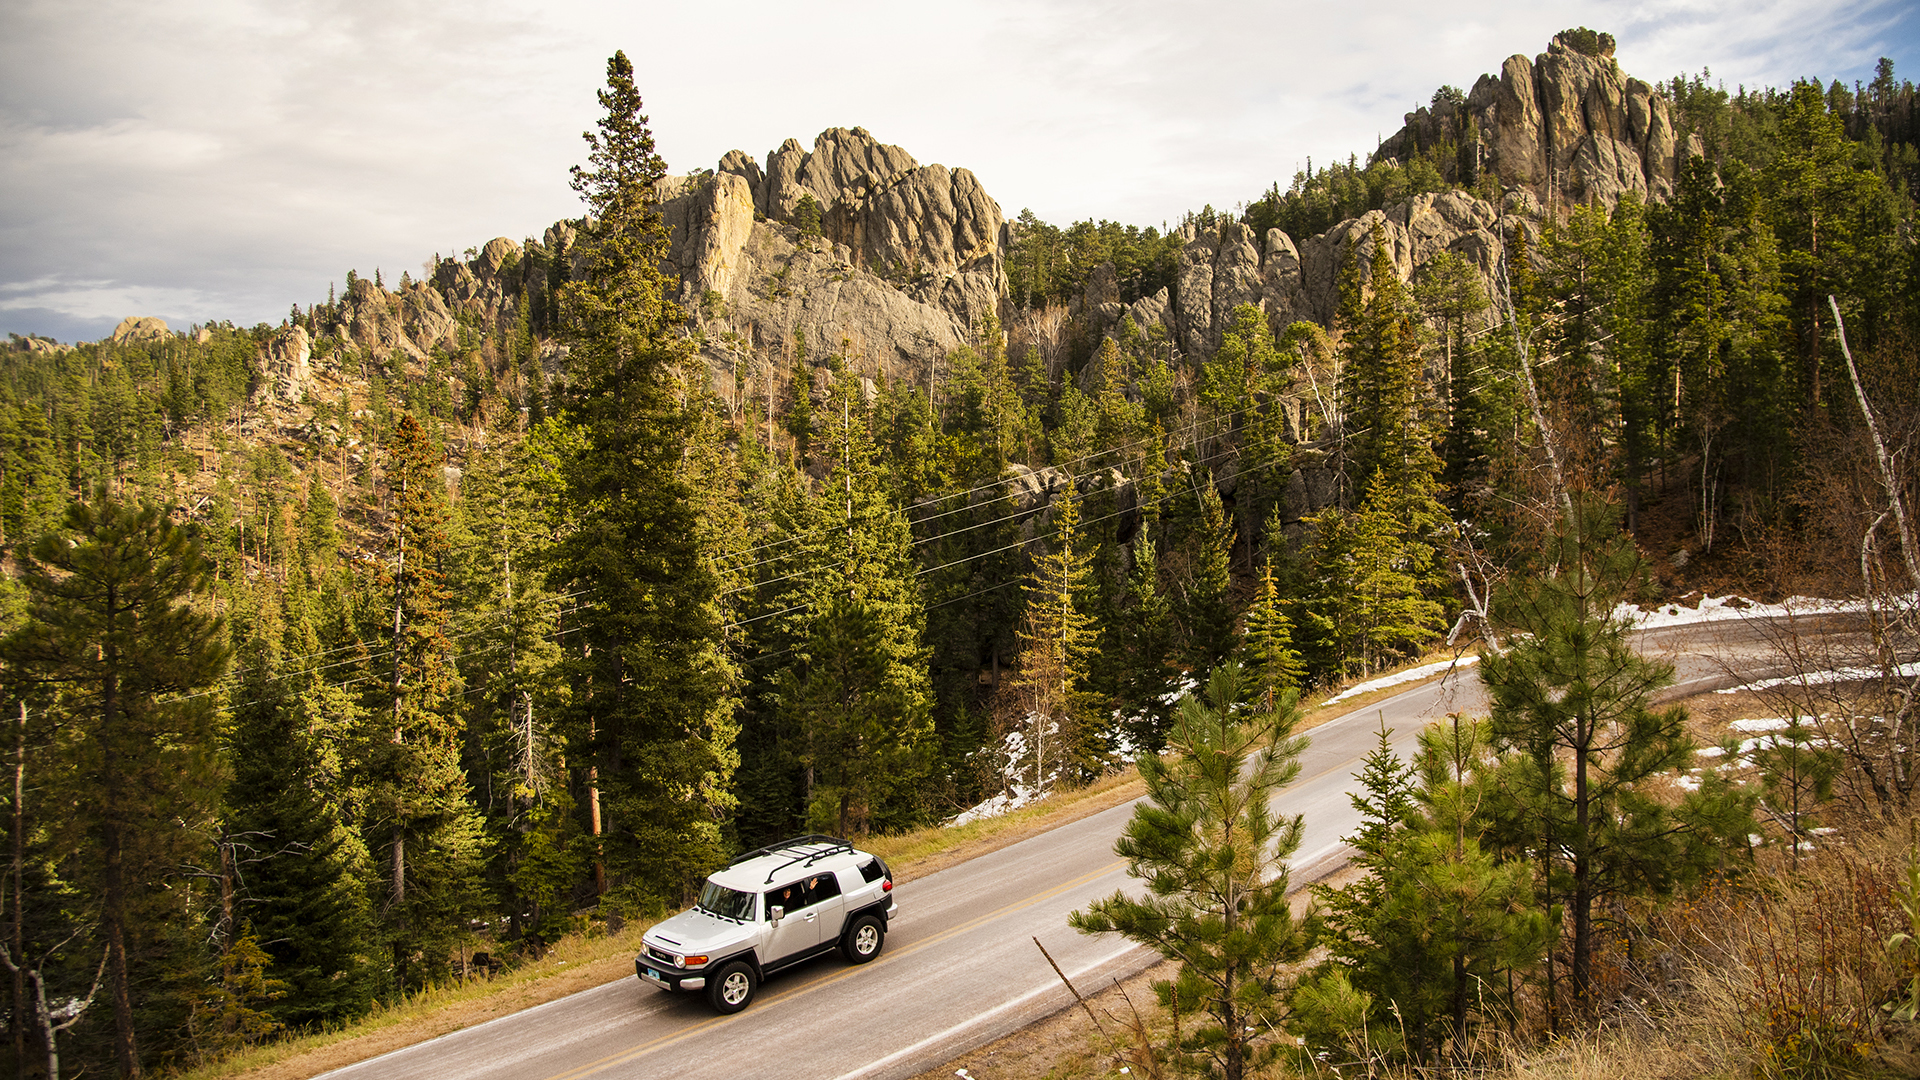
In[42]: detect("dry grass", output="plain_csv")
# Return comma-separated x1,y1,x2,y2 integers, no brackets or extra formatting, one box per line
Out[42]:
866,767,1147,882
172,923,655,1080
167,767,1161,1080
170,649,1473,1080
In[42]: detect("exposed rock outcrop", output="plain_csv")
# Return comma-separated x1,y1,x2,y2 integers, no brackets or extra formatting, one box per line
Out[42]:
260,325,311,403
1107,186,1533,354
657,127,1009,395
111,316,171,344
660,172,757,307
712,127,1005,316
1379,30,1686,208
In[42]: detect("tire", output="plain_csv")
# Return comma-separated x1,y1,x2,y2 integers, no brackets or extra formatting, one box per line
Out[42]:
841,914,885,964
706,960,757,1013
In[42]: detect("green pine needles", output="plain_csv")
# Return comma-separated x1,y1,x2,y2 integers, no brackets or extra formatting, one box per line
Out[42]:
1071,661,1311,1080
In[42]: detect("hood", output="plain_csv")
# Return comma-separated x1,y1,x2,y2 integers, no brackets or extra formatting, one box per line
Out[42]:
644,907,753,955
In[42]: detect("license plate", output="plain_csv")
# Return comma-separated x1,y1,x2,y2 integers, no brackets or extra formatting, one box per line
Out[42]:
645,968,662,980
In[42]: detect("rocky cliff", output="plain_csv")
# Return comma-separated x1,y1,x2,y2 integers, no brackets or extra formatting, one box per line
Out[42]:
1080,187,1542,360
1378,29,1690,208
88,32,1689,420
657,127,1007,390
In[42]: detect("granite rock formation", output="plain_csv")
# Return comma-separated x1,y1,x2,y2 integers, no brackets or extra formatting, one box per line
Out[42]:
1379,30,1688,208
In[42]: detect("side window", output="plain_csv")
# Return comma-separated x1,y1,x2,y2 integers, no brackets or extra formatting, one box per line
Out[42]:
802,871,842,906
858,858,883,884
767,881,804,915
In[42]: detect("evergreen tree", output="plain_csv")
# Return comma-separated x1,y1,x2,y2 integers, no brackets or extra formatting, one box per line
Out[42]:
1339,221,1428,503
1299,467,1444,679
1173,477,1237,677
3,487,230,1077
1478,497,1754,1008
1239,545,1304,709
762,376,933,836
1007,487,1101,787
1071,662,1312,1080
221,614,378,1030
1296,718,1548,1064
446,436,575,944
366,413,485,993
1106,535,1179,753
551,51,737,902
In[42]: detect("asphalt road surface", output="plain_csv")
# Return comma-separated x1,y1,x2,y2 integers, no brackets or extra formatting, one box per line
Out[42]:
320,620,1779,1080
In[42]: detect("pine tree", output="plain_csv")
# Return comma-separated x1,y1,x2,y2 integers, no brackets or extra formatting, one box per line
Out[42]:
1340,221,1427,503
445,435,575,943
551,51,737,902
3,487,230,1077
221,617,378,1030
366,413,486,993
1008,487,1101,787
762,376,933,836
1174,476,1237,677
1108,535,1179,753
1295,718,1548,1064
1239,548,1304,710
1478,497,1754,1008
1071,662,1312,1080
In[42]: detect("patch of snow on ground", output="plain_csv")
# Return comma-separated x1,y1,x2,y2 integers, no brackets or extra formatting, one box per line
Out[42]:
1321,655,1479,707
947,720,1062,826
1716,661,1920,695
1695,745,1726,757
1615,594,1863,630
1729,717,1795,732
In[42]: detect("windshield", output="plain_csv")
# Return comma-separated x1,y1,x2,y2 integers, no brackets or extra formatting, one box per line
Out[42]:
695,880,756,922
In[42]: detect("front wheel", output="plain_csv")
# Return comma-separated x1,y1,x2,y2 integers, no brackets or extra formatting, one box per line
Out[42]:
841,914,884,964
706,960,757,1013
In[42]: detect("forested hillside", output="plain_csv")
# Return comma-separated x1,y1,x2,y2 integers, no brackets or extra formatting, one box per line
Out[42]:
4,30,1918,1078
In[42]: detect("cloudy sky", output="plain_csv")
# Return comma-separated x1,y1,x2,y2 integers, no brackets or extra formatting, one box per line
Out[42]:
3,0,1914,344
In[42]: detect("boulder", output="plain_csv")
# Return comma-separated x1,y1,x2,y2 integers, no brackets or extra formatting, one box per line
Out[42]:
111,316,170,344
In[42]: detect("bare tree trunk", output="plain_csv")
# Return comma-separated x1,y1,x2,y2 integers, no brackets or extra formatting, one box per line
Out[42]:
1496,257,1571,519
1830,296,1920,591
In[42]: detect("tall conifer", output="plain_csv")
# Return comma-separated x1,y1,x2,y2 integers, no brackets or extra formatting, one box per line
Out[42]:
553,52,736,901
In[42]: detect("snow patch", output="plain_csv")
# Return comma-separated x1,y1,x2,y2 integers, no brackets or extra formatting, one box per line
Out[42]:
1321,655,1478,707
1715,661,1920,695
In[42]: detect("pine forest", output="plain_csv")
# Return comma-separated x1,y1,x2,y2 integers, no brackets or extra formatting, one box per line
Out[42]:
5,29,1920,1079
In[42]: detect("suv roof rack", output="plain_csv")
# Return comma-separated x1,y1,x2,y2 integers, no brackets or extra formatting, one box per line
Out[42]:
729,834,856,883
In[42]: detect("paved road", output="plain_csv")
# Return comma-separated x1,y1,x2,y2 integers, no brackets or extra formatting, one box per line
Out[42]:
321,621,1777,1080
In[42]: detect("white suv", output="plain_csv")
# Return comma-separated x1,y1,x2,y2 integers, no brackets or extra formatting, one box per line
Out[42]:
636,835,897,1013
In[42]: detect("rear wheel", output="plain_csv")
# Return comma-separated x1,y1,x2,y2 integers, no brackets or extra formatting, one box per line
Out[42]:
706,960,757,1013
841,914,885,963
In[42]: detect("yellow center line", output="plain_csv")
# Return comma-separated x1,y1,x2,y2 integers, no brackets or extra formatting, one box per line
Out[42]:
537,857,1128,1080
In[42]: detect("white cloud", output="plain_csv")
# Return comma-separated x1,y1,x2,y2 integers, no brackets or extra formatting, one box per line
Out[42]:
2,0,1914,342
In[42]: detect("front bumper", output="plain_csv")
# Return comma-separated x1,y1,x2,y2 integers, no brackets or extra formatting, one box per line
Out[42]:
636,956,706,991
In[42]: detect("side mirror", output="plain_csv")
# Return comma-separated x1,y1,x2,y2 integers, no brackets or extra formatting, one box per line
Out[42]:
769,905,784,925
